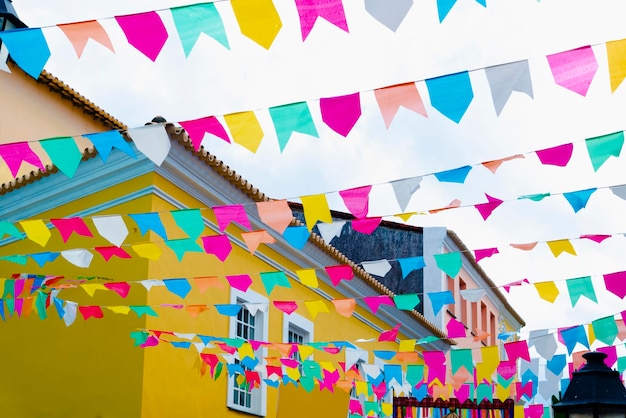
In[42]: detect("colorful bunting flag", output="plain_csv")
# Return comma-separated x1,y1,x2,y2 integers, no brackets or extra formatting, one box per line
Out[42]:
485,60,533,116
547,46,598,96
230,0,282,49
171,3,229,56
585,131,624,172
374,82,427,127
58,20,114,58
319,93,361,137
294,0,349,41
40,136,82,178
606,38,626,92
0,142,45,178
179,116,230,151
425,71,474,123
115,11,168,62
0,27,51,79
223,111,264,153
269,102,319,152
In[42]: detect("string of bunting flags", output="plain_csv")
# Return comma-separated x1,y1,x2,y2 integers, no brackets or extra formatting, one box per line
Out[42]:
2,11,626,141
3,271,626,409
0,0,578,77
1,123,626,227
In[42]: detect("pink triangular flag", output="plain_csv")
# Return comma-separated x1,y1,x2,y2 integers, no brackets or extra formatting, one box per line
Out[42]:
378,323,400,341
339,185,372,218
58,20,115,58
50,217,93,242
320,93,361,137
226,274,253,292
294,0,349,41
179,116,230,151
474,194,503,220
604,271,626,299
212,204,251,232
94,246,132,261
580,234,611,243
504,340,530,362
547,46,598,96
536,143,573,167
374,82,427,128
352,217,382,234
273,300,298,314
325,264,354,286
0,142,45,178
474,247,499,263
446,317,467,338
201,234,232,262
103,282,131,298
115,11,169,62
363,295,394,314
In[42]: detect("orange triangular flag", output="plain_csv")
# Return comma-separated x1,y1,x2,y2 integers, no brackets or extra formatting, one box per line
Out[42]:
193,276,224,292
332,298,356,317
510,242,538,251
374,82,427,128
58,20,115,58
257,200,293,234
482,154,525,174
241,230,276,254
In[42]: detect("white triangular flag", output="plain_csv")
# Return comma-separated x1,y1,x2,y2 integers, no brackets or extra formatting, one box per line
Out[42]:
92,215,129,247
61,249,93,268
361,259,392,277
63,301,78,327
127,124,171,166
316,221,346,243
391,176,422,212
0,44,10,73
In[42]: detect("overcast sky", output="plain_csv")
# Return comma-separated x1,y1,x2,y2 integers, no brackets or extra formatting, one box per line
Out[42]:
10,0,626,336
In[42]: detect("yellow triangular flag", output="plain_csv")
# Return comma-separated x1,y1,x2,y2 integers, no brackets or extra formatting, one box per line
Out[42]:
107,306,131,315
231,0,282,49
131,243,162,260
304,300,329,320
300,194,332,231
398,339,416,352
319,361,336,372
546,239,576,257
298,344,315,360
238,342,255,360
496,381,511,400
19,219,51,247
82,283,106,297
285,365,301,381
296,269,318,288
224,111,264,153
534,281,560,303
476,346,499,383
395,212,417,222
587,323,596,345
606,38,626,93
355,381,370,397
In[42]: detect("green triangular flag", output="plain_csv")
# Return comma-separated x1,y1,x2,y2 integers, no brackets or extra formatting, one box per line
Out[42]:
433,252,462,278
171,3,229,56
171,209,204,239
269,102,319,152
585,131,624,172
165,238,203,261
40,136,82,178
591,316,618,346
566,276,597,307
450,348,473,374
260,271,291,295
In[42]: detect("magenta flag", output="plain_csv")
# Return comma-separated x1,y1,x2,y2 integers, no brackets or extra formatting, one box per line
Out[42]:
325,264,354,286
103,282,131,298
363,295,394,314
339,185,372,218
201,235,232,262
504,340,530,362
115,11,169,62
604,271,626,299
0,142,44,178
352,217,382,234
179,116,230,151
273,300,298,314
294,0,349,41
547,46,598,96
474,247,499,263
225,274,253,292
212,205,251,232
320,93,361,137
536,143,574,166
474,194,503,220
50,217,93,243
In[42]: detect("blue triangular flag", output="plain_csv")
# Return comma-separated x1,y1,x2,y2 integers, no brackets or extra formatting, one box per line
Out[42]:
164,278,192,299
83,131,136,163
434,165,472,183
425,71,474,123
427,290,455,315
129,212,168,240
563,188,596,213
398,256,425,279
215,304,242,317
283,226,310,249
560,325,589,355
0,28,51,79
546,354,567,376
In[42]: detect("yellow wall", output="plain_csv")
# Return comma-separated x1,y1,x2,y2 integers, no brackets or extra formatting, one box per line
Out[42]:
0,63,118,184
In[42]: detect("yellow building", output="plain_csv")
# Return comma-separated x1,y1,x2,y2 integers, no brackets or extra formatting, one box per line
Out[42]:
0,27,456,418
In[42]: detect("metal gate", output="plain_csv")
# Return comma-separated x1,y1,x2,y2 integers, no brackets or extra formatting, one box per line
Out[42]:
394,397,515,418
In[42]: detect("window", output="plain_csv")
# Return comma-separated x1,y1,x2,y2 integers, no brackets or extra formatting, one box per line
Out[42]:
446,276,455,316
490,311,496,345
282,313,314,376
227,287,268,416
459,279,467,325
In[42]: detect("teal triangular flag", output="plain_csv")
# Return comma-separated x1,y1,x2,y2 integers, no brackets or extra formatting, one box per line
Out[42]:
83,131,136,162
260,271,291,295
405,364,424,387
269,102,319,152
0,28,50,79
393,293,420,310
0,221,22,240
171,208,204,239
433,252,462,278
165,238,203,261
585,131,624,172
171,3,229,56
563,188,596,213
450,348,473,374
591,316,618,346
426,71,474,123
130,306,158,318
40,136,82,178
565,276,597,307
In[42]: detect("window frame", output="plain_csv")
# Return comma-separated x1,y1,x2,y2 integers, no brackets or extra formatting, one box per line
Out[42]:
227,287,268,416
